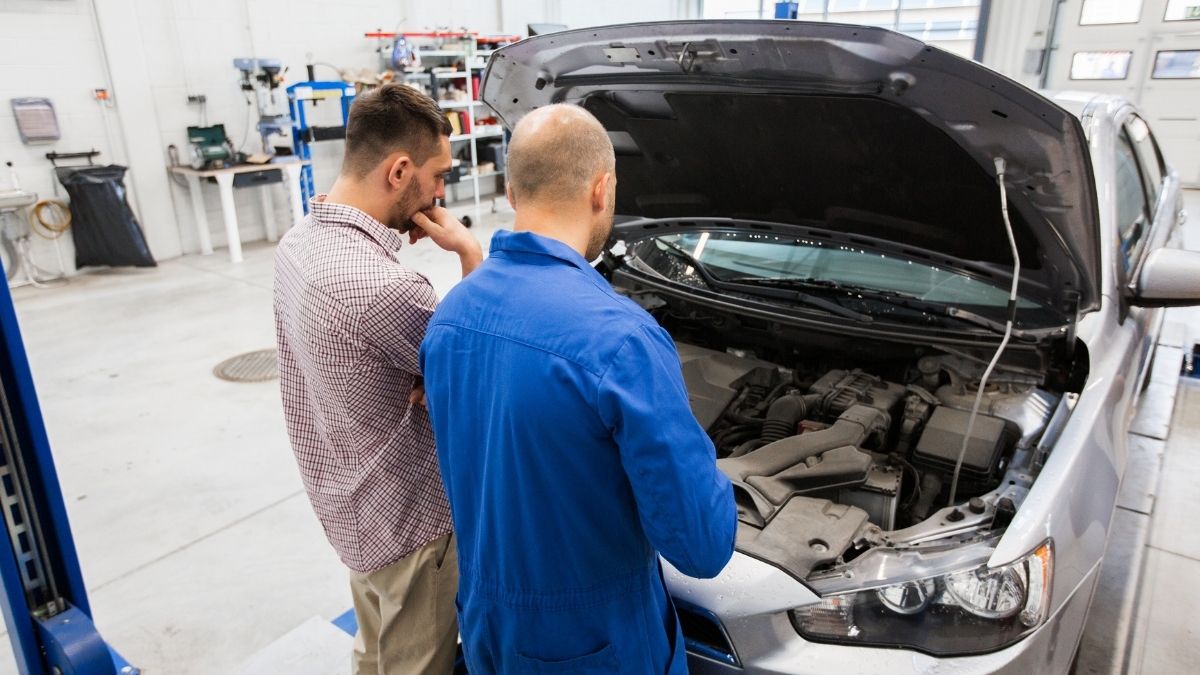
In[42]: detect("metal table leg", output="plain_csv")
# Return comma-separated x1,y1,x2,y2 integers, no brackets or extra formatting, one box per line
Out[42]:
283,163,305,233
184,174,213,255
259,184,277,243
213,173,243,263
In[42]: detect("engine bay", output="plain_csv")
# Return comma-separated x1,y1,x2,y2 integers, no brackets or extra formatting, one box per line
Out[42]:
676,340,1068,581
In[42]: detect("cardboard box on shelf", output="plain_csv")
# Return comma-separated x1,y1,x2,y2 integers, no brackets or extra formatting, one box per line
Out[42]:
468,162,496,176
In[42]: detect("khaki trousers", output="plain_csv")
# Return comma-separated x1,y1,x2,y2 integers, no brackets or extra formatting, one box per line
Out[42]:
349,532,459,675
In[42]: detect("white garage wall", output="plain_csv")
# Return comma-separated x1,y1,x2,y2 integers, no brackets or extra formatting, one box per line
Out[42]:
0,0,121,277
561,0,690,28
498,0,561,35
95,0,180,261
136,0,412,258
0,0,699,271
401,0,501,33
979,0,1057,89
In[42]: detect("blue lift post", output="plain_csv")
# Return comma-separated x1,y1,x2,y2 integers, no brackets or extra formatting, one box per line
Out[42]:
0,280,135,674
775,2,799,19
286,80,357,213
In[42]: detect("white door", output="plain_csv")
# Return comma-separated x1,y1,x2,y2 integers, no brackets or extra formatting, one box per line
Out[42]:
1044,0,1200,186
1138,31,1200,185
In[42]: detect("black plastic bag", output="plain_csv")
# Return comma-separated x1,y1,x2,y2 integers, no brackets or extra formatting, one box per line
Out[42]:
55,165,156,268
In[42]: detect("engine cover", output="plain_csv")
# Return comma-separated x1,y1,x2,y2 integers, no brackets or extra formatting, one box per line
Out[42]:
736,496,873,578
676,343,779,429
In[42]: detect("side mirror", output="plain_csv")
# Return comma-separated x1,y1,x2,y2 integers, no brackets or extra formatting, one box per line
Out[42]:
1134,248,1200,307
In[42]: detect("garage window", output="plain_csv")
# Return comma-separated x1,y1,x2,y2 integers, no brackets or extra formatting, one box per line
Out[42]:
704,1,985,57
829,0,898,9
1070,51,1132,79
1080,0,1143,25
901,0,979,6
1115,133,1150,273
1153,50,1200,78
703,0,766,19
1165,0,1200,21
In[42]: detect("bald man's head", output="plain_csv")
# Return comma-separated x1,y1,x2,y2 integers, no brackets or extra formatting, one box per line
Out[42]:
506,105,615,206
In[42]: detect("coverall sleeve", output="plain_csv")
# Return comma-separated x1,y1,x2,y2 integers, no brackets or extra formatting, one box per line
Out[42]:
597,324,737,579
359,276,438,375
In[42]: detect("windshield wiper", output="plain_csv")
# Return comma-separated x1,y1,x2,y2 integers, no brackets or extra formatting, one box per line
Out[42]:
650,241,873,323
725,277,1039,339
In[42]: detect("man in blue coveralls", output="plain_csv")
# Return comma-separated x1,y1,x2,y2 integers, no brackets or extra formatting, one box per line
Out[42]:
420,103,737,673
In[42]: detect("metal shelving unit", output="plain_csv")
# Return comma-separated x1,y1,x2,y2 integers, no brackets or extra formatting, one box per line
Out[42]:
365,30,519,223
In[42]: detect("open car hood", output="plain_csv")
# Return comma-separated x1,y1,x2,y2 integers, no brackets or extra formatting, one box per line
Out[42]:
480,20,1101,321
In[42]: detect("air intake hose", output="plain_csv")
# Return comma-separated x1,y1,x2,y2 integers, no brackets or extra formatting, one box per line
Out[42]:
761,394,823,443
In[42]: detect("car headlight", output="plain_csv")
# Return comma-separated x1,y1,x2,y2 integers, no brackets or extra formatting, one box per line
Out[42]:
791,540,1052,656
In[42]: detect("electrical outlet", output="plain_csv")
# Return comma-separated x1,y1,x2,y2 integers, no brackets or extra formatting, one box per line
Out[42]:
186,94,207,105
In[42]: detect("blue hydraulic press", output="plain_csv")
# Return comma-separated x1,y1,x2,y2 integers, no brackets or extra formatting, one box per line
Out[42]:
287,78,357,213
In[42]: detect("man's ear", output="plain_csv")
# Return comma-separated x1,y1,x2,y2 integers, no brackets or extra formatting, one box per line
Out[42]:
591,172,613,213
386,153,412,190
505,183,517,210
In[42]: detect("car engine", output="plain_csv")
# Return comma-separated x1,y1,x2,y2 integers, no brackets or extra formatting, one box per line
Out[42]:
676,342,1062,580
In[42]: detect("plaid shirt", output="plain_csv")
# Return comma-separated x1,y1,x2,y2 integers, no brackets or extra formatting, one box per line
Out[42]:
273,196,452,573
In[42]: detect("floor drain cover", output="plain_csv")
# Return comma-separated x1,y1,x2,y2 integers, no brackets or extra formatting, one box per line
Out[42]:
214,349,278,382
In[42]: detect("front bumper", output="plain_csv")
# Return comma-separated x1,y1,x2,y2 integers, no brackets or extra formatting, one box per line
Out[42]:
686,565,1098,675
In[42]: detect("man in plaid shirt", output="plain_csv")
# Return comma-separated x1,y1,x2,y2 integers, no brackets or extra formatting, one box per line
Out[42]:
273,83,482,674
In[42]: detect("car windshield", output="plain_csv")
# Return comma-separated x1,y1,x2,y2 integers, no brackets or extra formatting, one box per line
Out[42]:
626,230,1057,326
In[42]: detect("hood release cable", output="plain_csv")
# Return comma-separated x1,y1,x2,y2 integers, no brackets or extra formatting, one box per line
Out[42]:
947,157,1022,509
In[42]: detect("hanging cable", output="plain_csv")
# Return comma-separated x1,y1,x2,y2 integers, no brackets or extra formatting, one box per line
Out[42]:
29,200,72,239
237,90,256,152
166,145,190,188
311,61,346,79
947,157,1021,508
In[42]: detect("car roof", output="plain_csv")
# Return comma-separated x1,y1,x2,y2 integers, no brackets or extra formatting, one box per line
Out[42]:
1041,90,1133,124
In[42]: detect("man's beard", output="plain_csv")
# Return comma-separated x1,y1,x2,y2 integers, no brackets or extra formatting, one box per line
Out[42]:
388,179,431,232
584,214,614,261
584,186,617,260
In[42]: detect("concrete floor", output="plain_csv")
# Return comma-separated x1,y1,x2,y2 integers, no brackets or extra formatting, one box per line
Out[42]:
0,192,1197,674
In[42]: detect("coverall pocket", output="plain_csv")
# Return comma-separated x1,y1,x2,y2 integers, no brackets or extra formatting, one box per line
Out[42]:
514,643,618,672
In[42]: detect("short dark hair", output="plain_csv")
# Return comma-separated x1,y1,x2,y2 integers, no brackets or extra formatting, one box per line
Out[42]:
342,83,452,178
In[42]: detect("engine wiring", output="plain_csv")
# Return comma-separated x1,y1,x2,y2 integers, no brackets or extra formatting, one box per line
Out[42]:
947,158,1022,508
889,452,923,512
935,343,1043,378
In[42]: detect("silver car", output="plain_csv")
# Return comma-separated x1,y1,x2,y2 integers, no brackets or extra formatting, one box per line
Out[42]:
481,21,1200,673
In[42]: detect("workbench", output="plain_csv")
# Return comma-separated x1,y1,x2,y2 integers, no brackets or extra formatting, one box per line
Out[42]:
169,160,308,263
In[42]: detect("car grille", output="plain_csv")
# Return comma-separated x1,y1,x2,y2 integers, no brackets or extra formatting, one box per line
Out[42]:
677,604,739,666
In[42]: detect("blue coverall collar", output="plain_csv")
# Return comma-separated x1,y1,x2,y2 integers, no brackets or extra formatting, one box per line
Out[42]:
490,229,596,273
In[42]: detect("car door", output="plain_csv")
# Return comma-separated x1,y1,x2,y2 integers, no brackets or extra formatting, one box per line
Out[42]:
1113,109,1179,397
